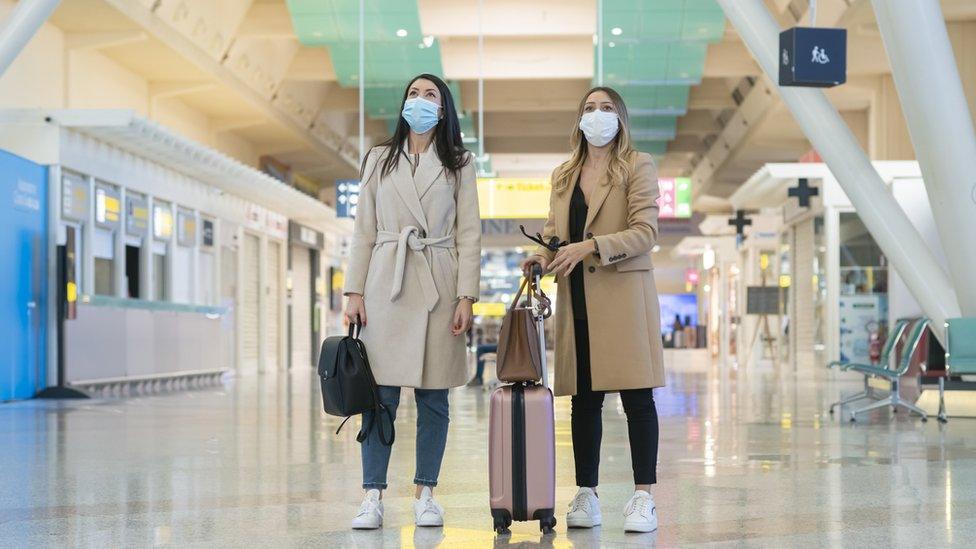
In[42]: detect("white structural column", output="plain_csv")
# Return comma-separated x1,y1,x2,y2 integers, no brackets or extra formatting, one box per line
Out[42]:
871,0,976,315
0,0,61,77
716,0,960,341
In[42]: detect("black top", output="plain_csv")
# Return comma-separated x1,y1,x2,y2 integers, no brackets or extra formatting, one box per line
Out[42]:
569,179,588,320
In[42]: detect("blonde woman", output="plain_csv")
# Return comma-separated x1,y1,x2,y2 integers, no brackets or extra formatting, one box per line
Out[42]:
522,87,664,533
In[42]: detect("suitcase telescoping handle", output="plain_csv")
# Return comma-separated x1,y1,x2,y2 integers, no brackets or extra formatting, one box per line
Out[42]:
530,264,549,389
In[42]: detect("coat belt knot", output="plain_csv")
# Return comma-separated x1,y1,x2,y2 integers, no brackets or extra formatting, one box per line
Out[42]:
376,227,455,311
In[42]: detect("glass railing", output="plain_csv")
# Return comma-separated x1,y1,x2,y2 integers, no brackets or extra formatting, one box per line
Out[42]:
80,294,227,317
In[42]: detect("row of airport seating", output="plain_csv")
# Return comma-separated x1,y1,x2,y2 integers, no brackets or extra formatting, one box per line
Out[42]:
828,317,976,423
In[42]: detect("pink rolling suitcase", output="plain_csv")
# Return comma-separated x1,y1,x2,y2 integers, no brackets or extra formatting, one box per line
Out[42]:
489,267,557,534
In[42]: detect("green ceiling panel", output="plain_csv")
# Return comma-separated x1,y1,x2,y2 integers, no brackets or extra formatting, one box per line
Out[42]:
614,85,689,115
597,0,726,161
287,0,456,135
628,116,678,141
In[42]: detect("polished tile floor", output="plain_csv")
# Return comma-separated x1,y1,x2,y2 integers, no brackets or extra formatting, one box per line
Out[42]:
3,350,976,548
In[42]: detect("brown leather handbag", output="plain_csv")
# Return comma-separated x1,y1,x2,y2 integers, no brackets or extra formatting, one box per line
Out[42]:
496,274,551,382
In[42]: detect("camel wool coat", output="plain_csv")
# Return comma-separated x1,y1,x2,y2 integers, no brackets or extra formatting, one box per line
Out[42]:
343,144,481,389
533,151,665,397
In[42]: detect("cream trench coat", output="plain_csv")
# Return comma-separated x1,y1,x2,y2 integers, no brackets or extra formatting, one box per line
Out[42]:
343,144,481,389
533,152,665,397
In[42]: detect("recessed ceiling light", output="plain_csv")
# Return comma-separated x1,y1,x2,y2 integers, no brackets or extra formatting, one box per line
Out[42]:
396,28,408,38
608,41,616,48
422,35,435,48
611,27,623,36
312,31,323,37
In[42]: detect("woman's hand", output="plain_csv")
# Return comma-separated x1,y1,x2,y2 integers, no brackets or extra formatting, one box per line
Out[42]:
451,299,474,336
345,293,367,327
520,255,549,276
548,240,596,278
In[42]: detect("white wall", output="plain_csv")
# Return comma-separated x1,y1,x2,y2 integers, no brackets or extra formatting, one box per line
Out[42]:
0,1,64,108
0,0,258,168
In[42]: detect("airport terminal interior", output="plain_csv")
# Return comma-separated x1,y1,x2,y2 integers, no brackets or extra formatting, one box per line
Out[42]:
3,0,976,546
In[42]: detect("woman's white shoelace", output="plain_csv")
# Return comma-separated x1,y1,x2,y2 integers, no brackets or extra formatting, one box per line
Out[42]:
569,491,591,513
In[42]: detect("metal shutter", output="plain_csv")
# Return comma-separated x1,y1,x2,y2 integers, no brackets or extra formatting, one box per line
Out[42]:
266,240,281,370
241,233,260,373
291,246,312,369
220,245,237,370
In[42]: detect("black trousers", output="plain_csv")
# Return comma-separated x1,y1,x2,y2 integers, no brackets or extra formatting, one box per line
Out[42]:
571,318,659,487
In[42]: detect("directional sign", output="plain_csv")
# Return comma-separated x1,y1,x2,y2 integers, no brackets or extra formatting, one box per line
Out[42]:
336,179,361,218
657,178,692,219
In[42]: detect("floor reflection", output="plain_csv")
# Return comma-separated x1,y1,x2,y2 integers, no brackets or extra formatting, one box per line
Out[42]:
1,349,974,547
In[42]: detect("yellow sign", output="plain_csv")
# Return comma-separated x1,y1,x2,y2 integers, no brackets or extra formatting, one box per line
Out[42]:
779,274,792,288
66,282,77,303
477,178,551,219
539,275,557,296
759,253,770,271
473,302,507,317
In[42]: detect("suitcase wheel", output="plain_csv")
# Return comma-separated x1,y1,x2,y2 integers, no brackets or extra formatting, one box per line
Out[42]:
540,515,557,535
492,510,512,535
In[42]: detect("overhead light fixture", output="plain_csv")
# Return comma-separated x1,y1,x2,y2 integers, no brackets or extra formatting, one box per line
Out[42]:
423,35,435,48
652,244,661,253
312,31,324,38
611,27,623,36
702,247,716,270
592,33,598,45
396,28,408,38
608,41,616,48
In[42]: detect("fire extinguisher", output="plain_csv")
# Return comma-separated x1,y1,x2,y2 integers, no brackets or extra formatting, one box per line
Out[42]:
867,321,882,365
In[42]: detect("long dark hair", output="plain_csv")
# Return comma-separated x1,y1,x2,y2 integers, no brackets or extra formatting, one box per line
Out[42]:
363,73,470,183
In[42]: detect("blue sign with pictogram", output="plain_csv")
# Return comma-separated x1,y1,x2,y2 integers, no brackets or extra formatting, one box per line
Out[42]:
779,27,846,88
336,179,361,218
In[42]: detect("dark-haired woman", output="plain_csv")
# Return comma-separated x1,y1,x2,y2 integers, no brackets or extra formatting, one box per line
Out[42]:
522,87,664,533
343,74,481,530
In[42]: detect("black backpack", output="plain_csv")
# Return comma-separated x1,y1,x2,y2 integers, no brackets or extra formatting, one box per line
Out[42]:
318,323,394,446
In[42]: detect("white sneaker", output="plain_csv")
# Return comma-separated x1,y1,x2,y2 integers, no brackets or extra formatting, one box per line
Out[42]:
566,487,602,528
351,489,383,530
414,486,444,527
623,490,658,533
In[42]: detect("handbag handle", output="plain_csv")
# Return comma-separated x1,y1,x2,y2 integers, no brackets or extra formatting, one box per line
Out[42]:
348,319,362,339
509,272,552,318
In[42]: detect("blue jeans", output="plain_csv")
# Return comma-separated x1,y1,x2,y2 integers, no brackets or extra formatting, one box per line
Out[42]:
473,344,498,380
361,386,450,489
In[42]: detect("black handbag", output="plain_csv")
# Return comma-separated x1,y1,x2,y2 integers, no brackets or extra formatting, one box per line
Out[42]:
318,323,394,446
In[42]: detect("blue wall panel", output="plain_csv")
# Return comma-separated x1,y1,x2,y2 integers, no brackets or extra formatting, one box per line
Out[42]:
0,149,48,401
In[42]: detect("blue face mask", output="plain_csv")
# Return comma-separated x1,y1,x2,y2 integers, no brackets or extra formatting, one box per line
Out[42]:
401,97,441,134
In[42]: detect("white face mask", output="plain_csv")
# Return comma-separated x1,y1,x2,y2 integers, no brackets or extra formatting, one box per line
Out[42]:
579,110,620,147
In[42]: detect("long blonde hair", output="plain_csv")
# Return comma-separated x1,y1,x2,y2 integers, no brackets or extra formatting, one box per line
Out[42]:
551,86,637,194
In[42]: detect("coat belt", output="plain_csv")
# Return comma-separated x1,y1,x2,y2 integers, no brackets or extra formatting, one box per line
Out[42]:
376,227,455,311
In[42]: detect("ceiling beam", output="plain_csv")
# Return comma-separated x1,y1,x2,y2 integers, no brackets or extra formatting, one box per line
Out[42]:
483,111,577,137
149,80,217,100
236,3,295,39
458,79,591,112
675,111,722,136
441,37,592,80
667,135,709,154
102,0,358,171
283,47,337,81
211,117,267,133
419,0,594,38
703,38,761,78
688,78,737,110
64,30,148,51
690,76,778,202
485,136,571,154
